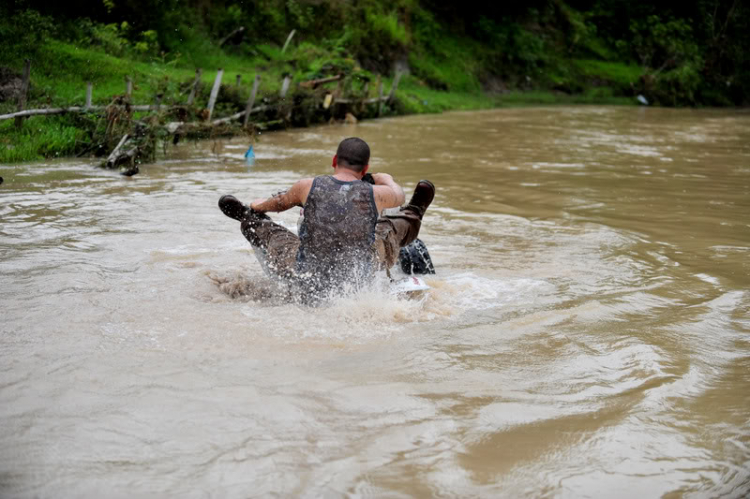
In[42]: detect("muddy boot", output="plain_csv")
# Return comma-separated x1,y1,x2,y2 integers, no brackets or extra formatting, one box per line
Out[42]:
219,194,271,221
219,195,272,244
380,180,436,250
219,194,251,221
404,179,435,219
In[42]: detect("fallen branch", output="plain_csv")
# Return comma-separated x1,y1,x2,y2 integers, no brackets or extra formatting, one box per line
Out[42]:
219,26,245,47
164,104,272,131
0,105,154,121
332,96,389,105
299,74,342,89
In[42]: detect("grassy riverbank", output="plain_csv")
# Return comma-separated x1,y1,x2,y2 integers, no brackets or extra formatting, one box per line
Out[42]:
2,0,747,164
0,37,634,164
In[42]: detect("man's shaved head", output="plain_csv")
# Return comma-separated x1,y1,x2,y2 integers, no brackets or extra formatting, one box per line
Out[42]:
336,137,370,172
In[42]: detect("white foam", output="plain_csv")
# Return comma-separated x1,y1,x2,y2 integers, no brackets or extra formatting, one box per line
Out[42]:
212,269,555,341
694,273,720,286
531,162,586,169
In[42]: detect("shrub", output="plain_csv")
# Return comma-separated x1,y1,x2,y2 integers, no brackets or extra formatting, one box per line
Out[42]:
0,8,54,60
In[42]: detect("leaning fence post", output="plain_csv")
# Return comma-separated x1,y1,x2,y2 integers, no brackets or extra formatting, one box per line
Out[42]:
125,77,133,98
14,59,31,129
279,75,291,98
281,29,296,54
376,75,384,116
243,74,261,127
187,68,202,106
85,82,93,110
206,68,224,120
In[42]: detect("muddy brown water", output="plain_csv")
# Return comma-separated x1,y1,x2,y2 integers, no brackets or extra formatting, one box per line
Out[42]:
1,106,749,498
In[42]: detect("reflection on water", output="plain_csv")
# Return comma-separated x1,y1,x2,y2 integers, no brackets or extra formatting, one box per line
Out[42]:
1,107,749,497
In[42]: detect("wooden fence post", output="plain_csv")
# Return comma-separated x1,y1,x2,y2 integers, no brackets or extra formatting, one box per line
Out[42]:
206,68,224,120
360,81,370,113
153,93,163,113
279,75,291,99
243,74,261,127
125,77,133,98
187,68,202,106
14,59,31,129
85,82,93,109
235,74,241,87
334,77,344,98
376,75,384,116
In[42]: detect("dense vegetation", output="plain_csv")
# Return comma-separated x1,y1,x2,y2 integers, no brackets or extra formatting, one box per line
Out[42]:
1,0,748,162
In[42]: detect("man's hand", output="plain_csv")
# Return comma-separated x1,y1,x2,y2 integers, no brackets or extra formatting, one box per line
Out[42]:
249,198,267,211
371,173,394,185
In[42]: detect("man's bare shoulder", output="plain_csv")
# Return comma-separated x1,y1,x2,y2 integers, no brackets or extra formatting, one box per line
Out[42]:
292,177,315,205
293,177,315,194
295,178,315,189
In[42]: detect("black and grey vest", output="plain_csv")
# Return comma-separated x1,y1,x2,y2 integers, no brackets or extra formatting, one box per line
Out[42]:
296,175,379,294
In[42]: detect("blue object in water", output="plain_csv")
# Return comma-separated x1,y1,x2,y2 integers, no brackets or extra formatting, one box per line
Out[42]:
245,145,255,166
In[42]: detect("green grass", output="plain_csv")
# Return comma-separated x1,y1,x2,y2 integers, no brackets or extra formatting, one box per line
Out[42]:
0,116,86,163
573,59,642,87
396,75,497,113
0,37,307,116
392,77,635,115
407,33,484,94
570,87,634,105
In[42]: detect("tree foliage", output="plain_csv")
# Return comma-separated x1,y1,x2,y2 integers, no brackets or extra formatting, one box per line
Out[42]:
1,0,748,105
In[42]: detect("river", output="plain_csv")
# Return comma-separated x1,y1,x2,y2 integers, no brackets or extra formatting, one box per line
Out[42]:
1,106,749,498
